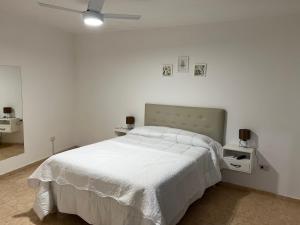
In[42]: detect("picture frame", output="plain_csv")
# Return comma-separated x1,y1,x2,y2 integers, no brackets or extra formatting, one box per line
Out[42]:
178,56,189,73
194,63,207,76
162,64,173,76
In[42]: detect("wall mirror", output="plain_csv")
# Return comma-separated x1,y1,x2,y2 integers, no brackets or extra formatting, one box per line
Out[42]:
0,66,24,161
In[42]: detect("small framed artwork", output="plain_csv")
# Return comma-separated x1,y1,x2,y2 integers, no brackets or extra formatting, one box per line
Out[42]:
162,64,173,76
194,63,207,76
178,56,189,73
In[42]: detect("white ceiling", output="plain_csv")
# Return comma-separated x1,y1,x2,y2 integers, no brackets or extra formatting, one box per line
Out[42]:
1,0,300,33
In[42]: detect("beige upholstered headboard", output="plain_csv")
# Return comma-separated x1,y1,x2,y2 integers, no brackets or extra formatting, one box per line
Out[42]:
145,104,226,144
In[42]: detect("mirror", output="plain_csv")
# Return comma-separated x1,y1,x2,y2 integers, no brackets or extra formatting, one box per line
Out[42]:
0,66,24,160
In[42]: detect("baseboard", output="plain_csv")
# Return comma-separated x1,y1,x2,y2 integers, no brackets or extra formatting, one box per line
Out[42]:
219,182,300,203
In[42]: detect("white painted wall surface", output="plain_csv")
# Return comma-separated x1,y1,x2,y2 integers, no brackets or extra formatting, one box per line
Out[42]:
74,15,300,199
0,15,76,174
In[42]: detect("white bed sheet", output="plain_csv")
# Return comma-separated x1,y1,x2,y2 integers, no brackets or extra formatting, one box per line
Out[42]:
28,130,222,225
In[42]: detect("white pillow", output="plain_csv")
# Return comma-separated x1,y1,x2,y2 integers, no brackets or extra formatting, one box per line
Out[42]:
129,126,168,138
129,126,213,148
129,126,223,168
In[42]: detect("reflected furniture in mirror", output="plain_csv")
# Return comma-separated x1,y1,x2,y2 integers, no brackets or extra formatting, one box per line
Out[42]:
0,66,24,160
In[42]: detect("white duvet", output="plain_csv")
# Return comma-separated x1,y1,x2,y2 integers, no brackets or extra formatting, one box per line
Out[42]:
28,126,222,225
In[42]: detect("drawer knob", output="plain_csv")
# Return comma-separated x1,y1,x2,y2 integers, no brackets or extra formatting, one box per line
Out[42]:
230,163,242,168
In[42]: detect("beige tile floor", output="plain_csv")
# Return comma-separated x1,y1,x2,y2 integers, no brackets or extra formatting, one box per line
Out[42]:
0,163,299,225
0,144,24,161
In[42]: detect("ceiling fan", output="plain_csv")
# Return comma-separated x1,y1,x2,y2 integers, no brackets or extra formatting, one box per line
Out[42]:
38,0,142,27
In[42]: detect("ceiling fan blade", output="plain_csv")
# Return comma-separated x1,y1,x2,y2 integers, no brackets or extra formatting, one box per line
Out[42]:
103,13,141,20
38,2,83,14
88,0,105,12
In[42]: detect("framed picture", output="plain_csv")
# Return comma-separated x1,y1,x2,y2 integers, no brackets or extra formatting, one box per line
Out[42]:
194,63,207,76
162,64,173,76
178,56,189,73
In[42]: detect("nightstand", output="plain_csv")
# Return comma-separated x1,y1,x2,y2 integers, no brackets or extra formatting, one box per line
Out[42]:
222,144,255,174
114,127,130,136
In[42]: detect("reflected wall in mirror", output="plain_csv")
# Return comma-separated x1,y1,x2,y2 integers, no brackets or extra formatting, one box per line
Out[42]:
0,66,24,160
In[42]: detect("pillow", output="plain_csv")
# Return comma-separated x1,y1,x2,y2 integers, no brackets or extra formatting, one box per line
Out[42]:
129,126,168,138
129,126,213,148
129,126,223,167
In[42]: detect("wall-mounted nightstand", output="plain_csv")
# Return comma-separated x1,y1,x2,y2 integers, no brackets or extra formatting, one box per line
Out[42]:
222,144,255,174
0,118,22,133
114,127,130,136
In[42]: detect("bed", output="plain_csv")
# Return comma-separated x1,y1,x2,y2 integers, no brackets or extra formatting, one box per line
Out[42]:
28,104,226,225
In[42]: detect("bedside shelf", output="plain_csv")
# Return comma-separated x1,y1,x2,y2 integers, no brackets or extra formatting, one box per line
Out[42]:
222,144,255,174
114,127,130,136
0,118,22,133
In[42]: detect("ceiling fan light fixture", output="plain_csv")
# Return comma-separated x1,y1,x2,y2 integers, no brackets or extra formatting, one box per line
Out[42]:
82,11,103,27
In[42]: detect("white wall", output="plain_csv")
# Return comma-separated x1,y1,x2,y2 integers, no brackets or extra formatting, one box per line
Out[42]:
0,14,76,174
74,15,300,199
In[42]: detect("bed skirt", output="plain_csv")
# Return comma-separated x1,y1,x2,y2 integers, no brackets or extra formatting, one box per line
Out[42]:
33,181,172,225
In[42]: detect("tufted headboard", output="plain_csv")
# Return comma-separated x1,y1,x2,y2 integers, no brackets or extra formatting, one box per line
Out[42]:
145,104,226,144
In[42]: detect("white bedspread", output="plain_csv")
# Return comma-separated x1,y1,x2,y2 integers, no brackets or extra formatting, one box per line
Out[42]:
28,127,222,225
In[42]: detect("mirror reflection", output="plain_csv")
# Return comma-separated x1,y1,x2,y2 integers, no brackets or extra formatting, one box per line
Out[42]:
0,66,24,160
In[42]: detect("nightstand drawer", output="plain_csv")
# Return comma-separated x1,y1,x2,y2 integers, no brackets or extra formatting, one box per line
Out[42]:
0,125,10,133
223,157,251,173
114,127,130,136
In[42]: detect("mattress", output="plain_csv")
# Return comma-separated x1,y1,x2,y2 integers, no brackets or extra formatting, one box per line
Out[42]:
28,126,222,225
